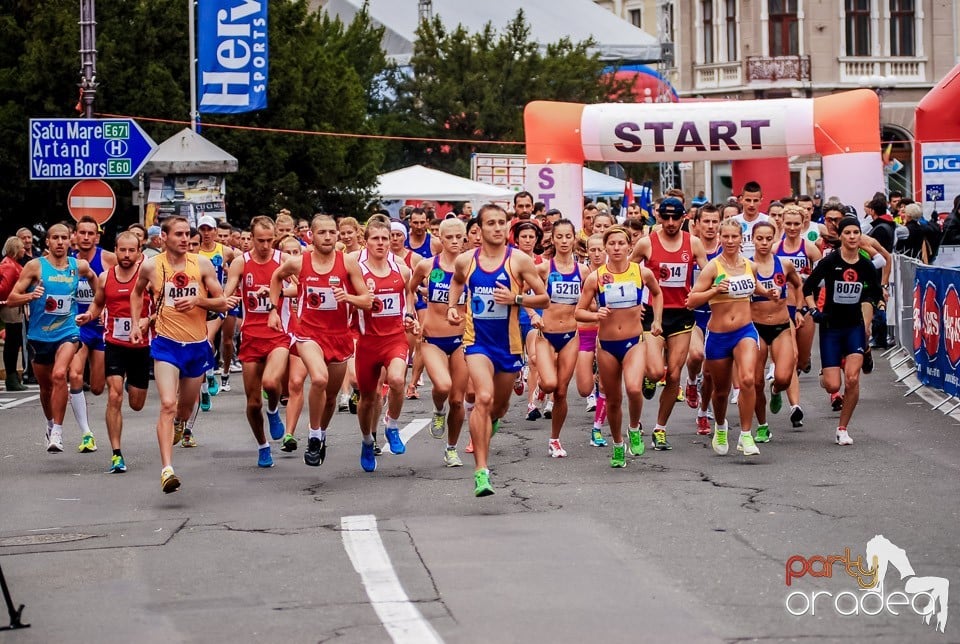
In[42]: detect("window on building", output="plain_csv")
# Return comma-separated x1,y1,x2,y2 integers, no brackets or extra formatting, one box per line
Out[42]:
768,0,798,56
702,0,714,63
628,8,642,28
726,0,738,61
890,0,915,56
844,0,871,56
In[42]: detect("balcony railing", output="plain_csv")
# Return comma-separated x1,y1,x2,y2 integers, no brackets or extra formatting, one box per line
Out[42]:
745,55,811,83
839,57,926,84
693,62,743,90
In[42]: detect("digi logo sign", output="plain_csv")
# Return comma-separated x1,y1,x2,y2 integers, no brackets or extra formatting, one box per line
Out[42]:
922,155,960,173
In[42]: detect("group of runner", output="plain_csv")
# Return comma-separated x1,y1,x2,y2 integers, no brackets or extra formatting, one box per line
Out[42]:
2,181,885,497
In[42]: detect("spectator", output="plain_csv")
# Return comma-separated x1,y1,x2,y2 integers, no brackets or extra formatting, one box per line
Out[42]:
865,195,896,253
0,236,26,391
897,203,929,260
691,190,708,207
940,195,960,246
16,228,39,266
143,225,163,258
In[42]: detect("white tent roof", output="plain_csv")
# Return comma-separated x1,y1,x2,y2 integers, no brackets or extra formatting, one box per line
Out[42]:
376,165,516,202
142,128,238,175
320,0,661,65
583,167,627,198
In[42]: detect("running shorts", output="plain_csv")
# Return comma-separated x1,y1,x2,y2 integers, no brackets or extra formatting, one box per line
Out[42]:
819,325,866,369
356,333,408,393
294,333,354,364
151,336,214,379
239,334,291,364
105,343,152,390
80,325,106,352
29,336,80,366
704,323,760,361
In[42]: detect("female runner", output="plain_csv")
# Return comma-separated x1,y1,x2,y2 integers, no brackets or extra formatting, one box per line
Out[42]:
513,221,545,417
575,234,609,446
277,235,306,452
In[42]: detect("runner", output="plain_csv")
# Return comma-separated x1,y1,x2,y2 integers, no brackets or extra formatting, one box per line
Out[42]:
405,208,437,258
355,220,419,471
687,219,778,458
575,226,662,467
630,197,708,450
130,216,232,493
85,231,152,473
268,215,372,468
576,233,608,445
408,218,468,467
802,217,881,445
6,223,102,453
688,204,723,435
276,235,306,452
197,215,238,413
447,204,549,496
225,216,291,468
512,221,545,418
749,222,804,444
730,181,769,258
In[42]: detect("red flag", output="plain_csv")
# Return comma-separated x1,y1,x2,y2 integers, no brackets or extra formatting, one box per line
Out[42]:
621,179,634,219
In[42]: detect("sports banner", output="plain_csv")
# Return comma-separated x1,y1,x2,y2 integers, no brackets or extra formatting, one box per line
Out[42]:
197,0,268,114
913,265,960,396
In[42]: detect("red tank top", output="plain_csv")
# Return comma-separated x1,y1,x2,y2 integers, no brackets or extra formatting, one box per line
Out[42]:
648,231,695,309
296,250,353,339
240,250,290,342
357,259,407,338
104,265,152,347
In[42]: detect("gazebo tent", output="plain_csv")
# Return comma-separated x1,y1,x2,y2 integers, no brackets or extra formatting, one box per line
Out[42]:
376,165,516,202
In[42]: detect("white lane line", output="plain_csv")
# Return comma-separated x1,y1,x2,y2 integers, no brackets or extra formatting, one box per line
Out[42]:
0,394,39,410
341,515,443,644
399,418,430,445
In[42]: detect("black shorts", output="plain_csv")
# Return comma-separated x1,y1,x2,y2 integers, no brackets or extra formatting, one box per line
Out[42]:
105,343,152,390
642,307,653,333
754,321,791,346
28,336,79,366
661,308,695,338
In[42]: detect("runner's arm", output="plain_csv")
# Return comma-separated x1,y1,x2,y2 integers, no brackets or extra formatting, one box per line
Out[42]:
691,236,708,269
224,255,245,298
407,257,429,303
642,266,663,335
78,270,107,324
685,262,719,309
269,255,300,309
511,253,549,310
4,260,42,307
628,237,651,264
573,272,601,324
129,258,155,342
446,254,469,325
343,255,374,310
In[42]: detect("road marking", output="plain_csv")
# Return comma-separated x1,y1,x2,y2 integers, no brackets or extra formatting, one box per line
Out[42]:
341,514,443,644
0,395,39,410
399,418,430,444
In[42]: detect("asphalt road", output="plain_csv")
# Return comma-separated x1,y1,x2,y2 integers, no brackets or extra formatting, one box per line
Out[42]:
1,352,958,643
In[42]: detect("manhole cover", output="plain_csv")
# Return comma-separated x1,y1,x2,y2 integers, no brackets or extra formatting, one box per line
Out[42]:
0,533,96,547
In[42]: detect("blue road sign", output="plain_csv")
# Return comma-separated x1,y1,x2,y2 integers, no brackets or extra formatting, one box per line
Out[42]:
926,184,945,202
29,118,158,180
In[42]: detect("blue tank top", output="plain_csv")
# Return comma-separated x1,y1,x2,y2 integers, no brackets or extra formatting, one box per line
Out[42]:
751,255,789,302
427,256,464,306
775,239,810,277
693,244,722,313
72,247,104,328
464,247,523,355
406,233,432,258
28,257,80,342
546,259,582,306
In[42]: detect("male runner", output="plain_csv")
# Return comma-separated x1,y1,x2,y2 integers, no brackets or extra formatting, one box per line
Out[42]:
7,223,101,452
688,204,723,434
405,208,435,258
447,204,549,497
197,215,238,412
130,216,232,493
731,181,770,258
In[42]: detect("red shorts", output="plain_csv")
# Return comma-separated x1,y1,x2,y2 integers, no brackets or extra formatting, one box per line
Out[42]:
239,334,291,363
295,332,355,364
356,333,408,394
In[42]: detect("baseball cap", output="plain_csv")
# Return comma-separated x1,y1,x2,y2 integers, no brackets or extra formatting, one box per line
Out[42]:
148,225,161,237
197,215,217,229
658,197,686,217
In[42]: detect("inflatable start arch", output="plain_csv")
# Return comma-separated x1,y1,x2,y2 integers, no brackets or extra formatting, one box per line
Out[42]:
523,89,882,224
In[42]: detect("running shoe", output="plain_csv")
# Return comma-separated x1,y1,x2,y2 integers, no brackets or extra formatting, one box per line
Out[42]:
712,425,729,455
230,359,242,373
627,428,644,456
266,409,285,441
349,389,359,415
281,434,298,452
360,441,378,472
257,446,274,468
405,385,419,400
696,416,711,435
729,387,740,404
108,454,127,473
790,406,804,428
173,419,186,445
543,400,554,419
737,432,760,456
337,392,349,412
610,443,627,468
46,430,64,453
830,393,844,412
431,412,446,439
685,383,700,408
304,437,326,466
181,432,197,448
585,393,596,412
513,374,525,396
492,418,500,436
526,404,541,421
756,424,771,443
590,427,607,447
652,429,672,450
862,349,874,374
372,432,383,456
207,373,220,396
537,388,546,403
765,363,775,381
474,468,495,496
465,438,474,454
642,378,657,400
160,466,180,494
385,427,405,455
444,447,463,467
280,394,289,407
220,375,231,393
835,427,854,446
200,391,212,412
548,438,567,458
78,433,97,453
676,389,685,403
770,384,783,414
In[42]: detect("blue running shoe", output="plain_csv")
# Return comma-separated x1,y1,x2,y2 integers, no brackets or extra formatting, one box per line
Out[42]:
385,427,405,454
258,445,274,468
200,391,211,412
360,441,377,472
207,373,220,397
267,409,285,441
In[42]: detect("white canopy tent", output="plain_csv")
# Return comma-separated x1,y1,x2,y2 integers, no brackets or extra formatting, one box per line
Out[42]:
583,167,627,198
375,165,516,202
320,0,661,65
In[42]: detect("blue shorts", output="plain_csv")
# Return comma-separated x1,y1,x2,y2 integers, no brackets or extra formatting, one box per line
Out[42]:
424,335,463,356
787,305,797,322
704,323,760,361
151,336,214,379
598,336,641,364
543,330,576,353
819,325,866,369
227,304,242,318
694,308,710,333
520,322,534,343
415,293,428,311
79,324,106,352
464,345,523,374
28,336,80,366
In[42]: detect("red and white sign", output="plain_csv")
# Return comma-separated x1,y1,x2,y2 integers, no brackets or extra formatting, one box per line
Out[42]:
943,285,960,368
922,281,940,360
67,179,116,224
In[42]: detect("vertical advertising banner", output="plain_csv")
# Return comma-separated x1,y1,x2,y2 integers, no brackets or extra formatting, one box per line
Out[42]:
526,163,584,228
197,0,268,114
914,266,960,396
919,142,960,220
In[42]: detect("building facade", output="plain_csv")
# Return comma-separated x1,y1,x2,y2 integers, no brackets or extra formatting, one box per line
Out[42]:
596,0,960,202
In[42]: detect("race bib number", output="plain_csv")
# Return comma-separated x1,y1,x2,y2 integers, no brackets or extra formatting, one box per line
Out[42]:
781,255,810,274
76,279,95,304
726,274,756,299
164,280,199,307
758,279,776,294
603,281,638,309
304,286,336,311
833,281,863,305
372,292,401,317
658,262,689,287
112,317,132,341
471,292,508,320
551,280,581,305
44,294,73,316
245,290,272,313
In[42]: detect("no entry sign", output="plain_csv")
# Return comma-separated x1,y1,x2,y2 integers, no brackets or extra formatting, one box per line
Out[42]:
67,179,116,224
